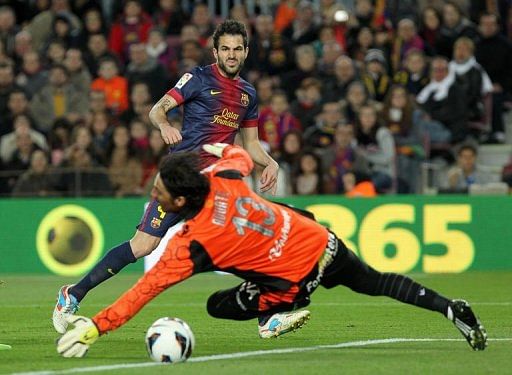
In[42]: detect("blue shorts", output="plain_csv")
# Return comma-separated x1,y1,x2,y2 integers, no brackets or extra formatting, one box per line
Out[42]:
137,199,183,237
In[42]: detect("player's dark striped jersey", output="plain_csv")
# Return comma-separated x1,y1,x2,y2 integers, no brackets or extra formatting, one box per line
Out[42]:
93,146,329,334
166,64,258,166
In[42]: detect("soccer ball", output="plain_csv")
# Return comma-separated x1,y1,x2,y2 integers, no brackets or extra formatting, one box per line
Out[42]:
145,317,195,363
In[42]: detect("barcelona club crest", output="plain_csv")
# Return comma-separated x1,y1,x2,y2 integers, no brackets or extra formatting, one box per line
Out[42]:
240,92,249,107
151,217,162,229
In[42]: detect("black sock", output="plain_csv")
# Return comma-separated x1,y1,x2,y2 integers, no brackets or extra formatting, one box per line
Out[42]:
69,241,136,302
375,273,450,315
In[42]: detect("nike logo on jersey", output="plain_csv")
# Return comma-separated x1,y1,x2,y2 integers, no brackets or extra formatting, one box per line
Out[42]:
107,268,116,275
210,90,222,95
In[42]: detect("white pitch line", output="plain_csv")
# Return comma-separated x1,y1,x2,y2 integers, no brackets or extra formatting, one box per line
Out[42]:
2,302,512,308
10,338,512,375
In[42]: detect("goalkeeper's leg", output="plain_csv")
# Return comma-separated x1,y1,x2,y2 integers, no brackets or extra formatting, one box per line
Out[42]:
321,236,487,350
206,282,311,338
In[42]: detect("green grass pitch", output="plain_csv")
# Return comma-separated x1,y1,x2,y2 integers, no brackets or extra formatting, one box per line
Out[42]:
0,272,511,374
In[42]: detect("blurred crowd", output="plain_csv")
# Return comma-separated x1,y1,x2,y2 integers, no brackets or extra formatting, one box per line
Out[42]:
1,0,512,198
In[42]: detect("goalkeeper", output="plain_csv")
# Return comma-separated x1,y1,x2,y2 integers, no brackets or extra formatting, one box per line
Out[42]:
57,144,487,358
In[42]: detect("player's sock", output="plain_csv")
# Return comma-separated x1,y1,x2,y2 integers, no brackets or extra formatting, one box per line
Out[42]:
375,273,450,314
70,241,136,302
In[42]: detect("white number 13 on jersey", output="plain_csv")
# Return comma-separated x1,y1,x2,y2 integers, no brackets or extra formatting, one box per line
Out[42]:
232,197,275,237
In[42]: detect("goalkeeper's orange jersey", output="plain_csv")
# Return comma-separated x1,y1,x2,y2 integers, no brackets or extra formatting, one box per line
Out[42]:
93,146,329,334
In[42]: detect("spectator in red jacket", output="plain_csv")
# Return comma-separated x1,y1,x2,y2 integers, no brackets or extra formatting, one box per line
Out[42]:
108,0,152,63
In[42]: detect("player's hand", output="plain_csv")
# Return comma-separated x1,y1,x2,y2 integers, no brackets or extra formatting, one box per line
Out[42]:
57,316,99,358
159,123,182,146
260,161,279,195
202,143,229,158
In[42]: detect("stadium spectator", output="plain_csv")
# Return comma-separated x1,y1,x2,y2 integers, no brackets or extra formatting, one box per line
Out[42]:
15,51,48,97
416,56,467,143
1,89,34,137
436,2,479,59
393,49,430,95
274,0,298,33
106,125,143,197
11,149,57,197
0,114,47,164
0,62,22,134
355,104,396,193
89,111,112,161
120,81,152,125
44,13,79,49
323,55,359,102
450,37,493,123
419,6,442,55
340,80,375,124
91,57,129,115
3,132,41,191
0,5,19,57
282,1,319,46
177,39,206,76
276,129,303,177
290,77,324,130
44,39,67,65
88,89,109,116
361,48,391,102
83,33,119,78
246,14,294,80
317,40,344,81
304,101,344,150
190,4,216,47
292,150,325,195
469,0,510,34
56,145,113,197
280,44,319,101
258,90,301,156
445,143,491,192
64,124,103,166
381,85,425,193
146,27,177,77
30,63,88,133
129,117,150,156
152,0,188,36
255,76,274,111
475,12,512,143
27,0,81,52
55,144,488,357
141,127,167,191
126,42,168,102
76,7,108,47
391,18,425,71
108,0,153,63
347,26,374,64
64,48,92,97
47,118,71,166
323,123,360,194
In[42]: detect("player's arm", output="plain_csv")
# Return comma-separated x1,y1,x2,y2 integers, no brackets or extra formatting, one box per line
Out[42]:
57,243,194,357
149,94,182,145
203,143,254,177
239,127,279,194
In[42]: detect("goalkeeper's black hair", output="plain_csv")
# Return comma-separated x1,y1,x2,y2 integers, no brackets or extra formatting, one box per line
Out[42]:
159,152,210,213
212,19,248,50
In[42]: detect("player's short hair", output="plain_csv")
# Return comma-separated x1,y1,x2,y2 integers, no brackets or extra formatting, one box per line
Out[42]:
159,152,210,211
212,19,248,50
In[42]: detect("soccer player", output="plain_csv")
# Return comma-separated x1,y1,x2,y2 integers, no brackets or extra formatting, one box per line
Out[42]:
52,20,279,334
56,143,487,358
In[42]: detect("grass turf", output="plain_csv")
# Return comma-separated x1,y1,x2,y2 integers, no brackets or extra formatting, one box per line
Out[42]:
0,272,511,374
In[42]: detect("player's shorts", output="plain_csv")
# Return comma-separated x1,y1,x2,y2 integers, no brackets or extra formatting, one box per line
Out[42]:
206,232,348,320
136,199,182,237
